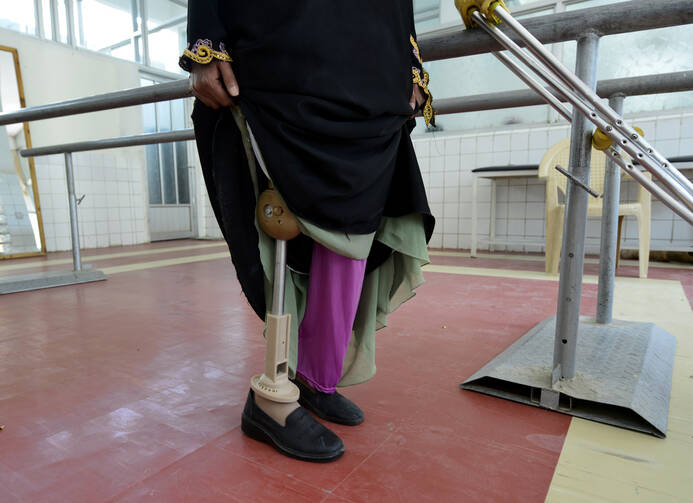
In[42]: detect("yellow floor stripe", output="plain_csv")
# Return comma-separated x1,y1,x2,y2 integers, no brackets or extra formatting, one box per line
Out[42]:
422,263,681,288
0,241,226,273
428,250,693,271
546,279,693,502
101,252,229,275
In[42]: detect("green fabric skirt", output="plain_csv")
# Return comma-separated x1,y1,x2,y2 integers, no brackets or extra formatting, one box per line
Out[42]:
239,110,430,387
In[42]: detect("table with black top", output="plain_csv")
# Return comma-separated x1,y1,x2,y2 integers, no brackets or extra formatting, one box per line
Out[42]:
470,164,540,257
469,155,692,257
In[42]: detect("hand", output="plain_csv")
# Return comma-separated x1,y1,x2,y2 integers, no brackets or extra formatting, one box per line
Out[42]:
191,60,239,109
409,83,425,117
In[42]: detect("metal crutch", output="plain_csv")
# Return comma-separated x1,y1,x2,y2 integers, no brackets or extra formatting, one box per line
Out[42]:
455,0,693,225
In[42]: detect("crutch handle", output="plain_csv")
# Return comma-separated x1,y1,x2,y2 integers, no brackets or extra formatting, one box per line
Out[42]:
593,126,644,151
455,0,481,29
479,0,510,25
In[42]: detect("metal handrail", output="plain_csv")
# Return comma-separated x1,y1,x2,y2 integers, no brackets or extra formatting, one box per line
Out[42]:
0,79,192,126
21,129,195,157
16,67,693,158
2,1,692,127
435,70,693,115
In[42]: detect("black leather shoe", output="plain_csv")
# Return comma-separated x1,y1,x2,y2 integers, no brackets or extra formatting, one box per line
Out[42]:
241,390,345,462
293,378,365,426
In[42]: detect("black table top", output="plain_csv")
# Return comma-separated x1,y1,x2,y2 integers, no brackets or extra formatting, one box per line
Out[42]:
472,155,693,173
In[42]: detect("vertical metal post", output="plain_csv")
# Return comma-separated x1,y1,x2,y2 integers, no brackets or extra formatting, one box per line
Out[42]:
596,94,625,324
34,0,45,39
140,0,151,67
76,0,86,47
471,175,478,257
64,153,82,272
552,32,600,383
65,0,76,47
50,0,60,42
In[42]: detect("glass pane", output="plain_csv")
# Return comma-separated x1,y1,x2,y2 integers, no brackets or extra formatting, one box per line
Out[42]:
175,142,189,204
170,99,186,130
111,42,137,62
148,21,186,74
0,2,37,35
146,0,187,73
146,0,186,29
146,145,162,204
156,101,171,132
561,25,693,115
156,101,176,204
42,0,53,38
143,103,161,204
57,0,69,43
161,143,176,204
77,0,136,62
142,102,157,133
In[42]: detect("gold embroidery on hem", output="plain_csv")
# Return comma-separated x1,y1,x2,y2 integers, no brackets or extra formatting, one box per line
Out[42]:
182,39,232,65
412,67,435,127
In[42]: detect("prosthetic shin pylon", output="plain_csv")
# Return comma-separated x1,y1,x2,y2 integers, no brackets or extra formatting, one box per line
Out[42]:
250,238,300,403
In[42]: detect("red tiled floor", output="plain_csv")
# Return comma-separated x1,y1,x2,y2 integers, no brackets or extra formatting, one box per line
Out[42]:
1,242,691,502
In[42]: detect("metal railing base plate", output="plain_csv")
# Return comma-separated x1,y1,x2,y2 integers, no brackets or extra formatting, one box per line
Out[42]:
0,269,107,294
461,316,676,438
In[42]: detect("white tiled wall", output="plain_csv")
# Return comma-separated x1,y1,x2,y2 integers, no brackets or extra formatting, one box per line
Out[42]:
414,109,693,253
35,149,149,251
194,164,224,240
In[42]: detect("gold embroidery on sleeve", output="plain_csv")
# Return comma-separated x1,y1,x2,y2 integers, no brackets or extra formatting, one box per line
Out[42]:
182,39,232,65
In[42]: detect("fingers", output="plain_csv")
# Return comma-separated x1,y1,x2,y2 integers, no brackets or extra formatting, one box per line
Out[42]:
191,62,234,109
413,84,425,108
219,62,239,97
191,71,221,109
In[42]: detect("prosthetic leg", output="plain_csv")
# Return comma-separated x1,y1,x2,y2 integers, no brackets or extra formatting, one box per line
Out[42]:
233,110,302,404
232,109,345,461
455,0,693,224
250,187,301,403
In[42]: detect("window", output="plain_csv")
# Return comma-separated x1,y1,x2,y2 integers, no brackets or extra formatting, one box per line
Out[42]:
0,2,37,35
76,0,140,63
146,0,187,73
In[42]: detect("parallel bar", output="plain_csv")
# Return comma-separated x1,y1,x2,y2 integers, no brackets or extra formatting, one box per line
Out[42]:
434,70,693,115
0,79,192,126
21,129,195,157
420,0,693,62
596,94,625,324
64,153,82,272
553,32,600,383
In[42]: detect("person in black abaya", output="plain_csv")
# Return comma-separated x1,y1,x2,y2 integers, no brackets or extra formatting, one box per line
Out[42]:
181,1,435,462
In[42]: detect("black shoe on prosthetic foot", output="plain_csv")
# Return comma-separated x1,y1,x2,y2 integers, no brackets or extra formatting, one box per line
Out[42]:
241,390,345,462
293,378,365,426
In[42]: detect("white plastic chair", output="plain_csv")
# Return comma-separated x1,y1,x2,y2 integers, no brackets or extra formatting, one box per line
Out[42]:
539,138,651,278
